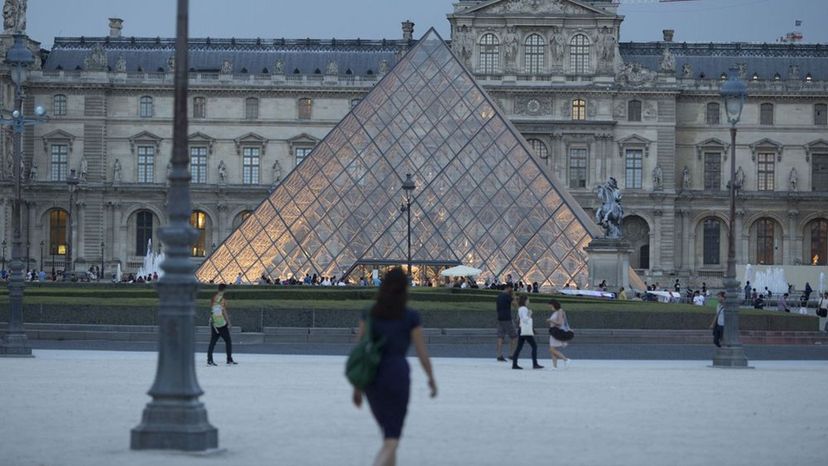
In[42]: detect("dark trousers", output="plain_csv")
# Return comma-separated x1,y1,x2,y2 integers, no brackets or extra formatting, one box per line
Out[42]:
713,325,723,347
208,324,233,362
512,336,538,366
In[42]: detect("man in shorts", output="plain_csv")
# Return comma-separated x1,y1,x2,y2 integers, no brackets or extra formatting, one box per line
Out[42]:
496,286,517,362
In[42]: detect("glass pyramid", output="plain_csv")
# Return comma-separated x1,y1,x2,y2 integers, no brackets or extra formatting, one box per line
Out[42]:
196,28,600,288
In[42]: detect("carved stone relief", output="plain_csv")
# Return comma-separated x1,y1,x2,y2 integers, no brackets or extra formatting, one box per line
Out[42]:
515,96,552,116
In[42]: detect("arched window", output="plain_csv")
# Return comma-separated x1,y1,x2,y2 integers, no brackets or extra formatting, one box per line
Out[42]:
572,99,586,120
53,94,67,116
706,102,720,125
527,139,548,160
807,219,828,265
139,96,154,118
298,97,313,120
245,97,259,120
524,34,545,74
479,33,500,74
628,100,642,122
755,218,775,265
233,210,253,229
760,103,774,125
703,218,722,265
639,245,650,270
190,211,208,257
49,209,68,256
569,34,590,74
193,96,206,119
136,211,154,256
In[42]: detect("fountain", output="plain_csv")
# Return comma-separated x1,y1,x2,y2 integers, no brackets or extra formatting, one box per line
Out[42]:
819,272,826,296
746,265,789,295
137,239,165,279
115,263,122,283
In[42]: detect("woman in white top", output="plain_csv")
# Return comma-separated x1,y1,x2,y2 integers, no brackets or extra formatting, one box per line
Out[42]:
511,295,543,370
818,292,828,332
547,300,571,368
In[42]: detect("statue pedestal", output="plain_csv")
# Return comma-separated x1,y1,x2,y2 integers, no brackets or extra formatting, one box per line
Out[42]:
584,238,632,293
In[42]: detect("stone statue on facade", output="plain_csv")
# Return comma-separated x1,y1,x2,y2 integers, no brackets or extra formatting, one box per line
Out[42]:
272,160,282,184
595,177,624,239
84,44,108,71
735,166,745,190
616,62,657,87
789,167,798,191
220,59,233,74
217,160,227,184
112,159,122,184
660,47,675,73
681,165,691,190
3,0,26,33
788,64,800,81
115,55,127,73
452,27,474,68
599,28,617,64
80,156,88,182
326,60,338,76
549,28,564,63
28,162,36,182
652,164,663,190
379,59,389,74
167,55,175,73
681,63,693,78
503,28,519,72
274,58,284,74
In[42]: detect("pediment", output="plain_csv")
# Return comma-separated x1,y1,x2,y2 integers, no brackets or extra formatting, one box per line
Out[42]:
234,132,269,155
41,129,76,153
749,138,783,152
458,0,611,17
617,134,653,146
189,132,216,154
805,139,828,151
287,133,320,145
129,131,163,143
697,137,728,148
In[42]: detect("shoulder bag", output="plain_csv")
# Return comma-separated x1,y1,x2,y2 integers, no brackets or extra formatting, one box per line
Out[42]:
345,316,386,390
818,298,828,318
548,312,575,341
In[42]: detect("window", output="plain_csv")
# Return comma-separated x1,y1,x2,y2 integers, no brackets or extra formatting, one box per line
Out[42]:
524,34,545,74
53,94,67,116
572,99,586,120
760,103,774,125
136,211,153,256
628,100,642,122
813,154,828,192
242,147,260,184
137,145,155,183
139,96,153,118
639,245,650,270
569,34,590,74
298,97,313,120
527,139,548,160
568,148,587,189
706,102,720,125
190,211,208,257
703,219,721,265
479,33,500,74
625,149,643,189
808,219,828,265
295,147,313,167
245,97,259,120
233,211,253,229
190,146,207,183
351,98,361,109
757,153,775,191
815,104,827,126
193,97,206,119
50,144,69,182
756,218,775,265
703,153,721,190
49,209,68,256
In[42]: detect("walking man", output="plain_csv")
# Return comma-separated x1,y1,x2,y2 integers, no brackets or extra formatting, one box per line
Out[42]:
495,286,517,362
710,291,726,347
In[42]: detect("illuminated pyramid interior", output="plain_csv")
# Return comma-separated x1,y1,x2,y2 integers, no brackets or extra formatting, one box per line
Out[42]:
196,28,601,288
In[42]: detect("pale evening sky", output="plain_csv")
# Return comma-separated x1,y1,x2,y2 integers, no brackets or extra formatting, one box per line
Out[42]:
26,0,828,49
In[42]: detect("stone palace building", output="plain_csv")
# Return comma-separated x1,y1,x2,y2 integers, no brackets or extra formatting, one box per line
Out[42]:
0,0,827,286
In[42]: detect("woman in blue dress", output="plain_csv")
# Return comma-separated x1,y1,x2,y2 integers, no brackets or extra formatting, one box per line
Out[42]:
352,267,437,466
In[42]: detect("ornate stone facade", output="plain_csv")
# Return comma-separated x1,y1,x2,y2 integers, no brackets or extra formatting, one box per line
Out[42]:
1,0,827,287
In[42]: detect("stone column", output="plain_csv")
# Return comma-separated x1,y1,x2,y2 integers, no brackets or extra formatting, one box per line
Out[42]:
652,210,663,271
678,208,690,272
0,198,7,245
114,202,127,270
76,201,86,262
735,209,745,265
787,209,799,264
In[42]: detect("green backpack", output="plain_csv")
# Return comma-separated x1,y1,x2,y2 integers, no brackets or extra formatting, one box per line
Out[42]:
345,316,386,390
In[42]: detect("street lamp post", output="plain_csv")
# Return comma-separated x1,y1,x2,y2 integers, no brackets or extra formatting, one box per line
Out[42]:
1,239,6,273
400,173,416,278
64,169,80,281
1,34,47,357
39,240,44,273
25,241,30,273
100,241,105,280
713,68,750,368
131,0,218,451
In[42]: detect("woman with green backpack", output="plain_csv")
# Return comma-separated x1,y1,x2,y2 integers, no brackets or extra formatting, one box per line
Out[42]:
349,267,437,466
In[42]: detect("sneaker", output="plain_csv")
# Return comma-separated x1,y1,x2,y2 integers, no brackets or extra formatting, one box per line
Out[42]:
227,360,238,365
564,359,572,368
533,364,544,369
512,364,523,370
207,361,218,366
496,356,507,362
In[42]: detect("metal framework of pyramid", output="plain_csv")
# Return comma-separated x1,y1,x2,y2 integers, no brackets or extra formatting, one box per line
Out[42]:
196,28,601,288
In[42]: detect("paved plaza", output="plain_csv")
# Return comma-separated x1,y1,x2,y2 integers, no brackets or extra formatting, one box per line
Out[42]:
2,350,827,466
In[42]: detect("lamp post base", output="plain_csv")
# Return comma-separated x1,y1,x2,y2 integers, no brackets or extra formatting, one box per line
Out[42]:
712,346,751,369
0,333,33,357
131,400,218,451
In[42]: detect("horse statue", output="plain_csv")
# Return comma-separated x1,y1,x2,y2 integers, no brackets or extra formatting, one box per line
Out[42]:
595,177,624,239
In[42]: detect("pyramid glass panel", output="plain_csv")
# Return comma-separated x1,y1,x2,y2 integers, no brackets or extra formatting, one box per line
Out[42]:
197,29,603,289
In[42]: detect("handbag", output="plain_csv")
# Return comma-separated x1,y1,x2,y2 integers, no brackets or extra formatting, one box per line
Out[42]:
345,316,386,390
549,326,575,341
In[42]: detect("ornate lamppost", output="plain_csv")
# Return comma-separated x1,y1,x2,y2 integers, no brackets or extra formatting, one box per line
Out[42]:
100,241,105,280
712,68,750,368
400,173,416,278
25,240,30,273
39,240,44,273
131,0,218,451
1,34,47,357
64,169,79,280
1,239,6,273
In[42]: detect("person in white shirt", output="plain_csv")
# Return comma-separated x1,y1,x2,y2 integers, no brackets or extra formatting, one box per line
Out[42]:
692,291,705,306
709,291,726,347
511,295,543,370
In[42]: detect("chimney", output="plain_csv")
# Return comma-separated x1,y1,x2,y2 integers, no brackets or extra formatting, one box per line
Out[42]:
662,29,674,42
109,18,124,38
402,20,415,41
